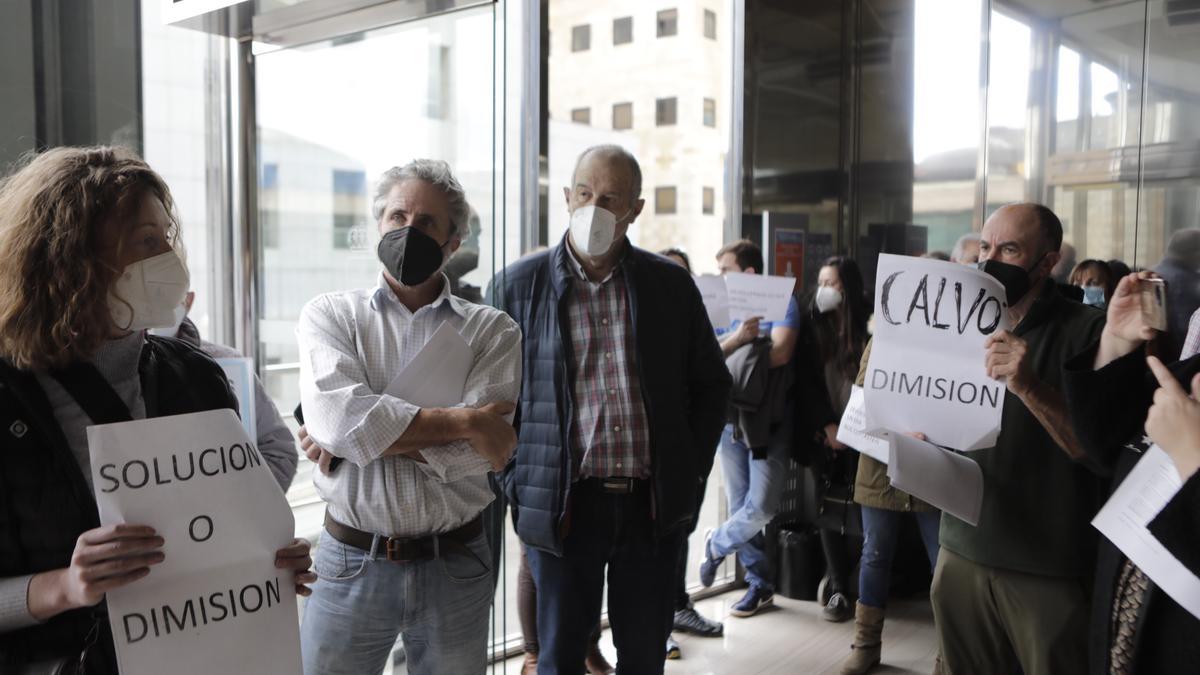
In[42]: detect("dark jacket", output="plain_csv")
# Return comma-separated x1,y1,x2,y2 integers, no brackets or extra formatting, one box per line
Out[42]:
726,337,793,453
495,239,731,555
1064,344,1200,675
0,336,238,671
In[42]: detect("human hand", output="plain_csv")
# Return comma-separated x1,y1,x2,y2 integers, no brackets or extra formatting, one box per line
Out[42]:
274,538,317,597
732,317,763,347
1103,272,1161,350
32,524,165,619
824,423,846,451
471,402,518,471
299,425,336,475
1145,356,1200,481
985,330,1036,397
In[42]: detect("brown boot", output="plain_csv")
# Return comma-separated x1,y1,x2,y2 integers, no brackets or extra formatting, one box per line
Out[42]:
585,643,615,675
839,602,885,675
521,650,538,675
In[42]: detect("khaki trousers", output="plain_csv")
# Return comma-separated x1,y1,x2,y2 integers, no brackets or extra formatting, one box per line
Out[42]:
930,549,1089,675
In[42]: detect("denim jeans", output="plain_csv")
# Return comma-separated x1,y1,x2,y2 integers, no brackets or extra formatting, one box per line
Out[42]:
525,479,684,675
710,423,791,592
858,505,941,609
299,529,493,675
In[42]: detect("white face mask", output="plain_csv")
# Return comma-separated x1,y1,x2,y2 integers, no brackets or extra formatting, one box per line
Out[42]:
815,286,843,314
569,204,624,258
147,302,189,337
109,250,191,332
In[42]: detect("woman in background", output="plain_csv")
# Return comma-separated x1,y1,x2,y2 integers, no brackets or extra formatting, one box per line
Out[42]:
1071,259,1118,309
0,146,314,673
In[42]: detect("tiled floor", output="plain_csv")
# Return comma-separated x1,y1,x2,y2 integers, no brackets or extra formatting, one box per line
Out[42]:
492,590,939,675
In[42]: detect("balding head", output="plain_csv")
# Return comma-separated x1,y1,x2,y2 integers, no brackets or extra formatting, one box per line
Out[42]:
570,145,642,202
1165,229,1200,269
979,203,1064,291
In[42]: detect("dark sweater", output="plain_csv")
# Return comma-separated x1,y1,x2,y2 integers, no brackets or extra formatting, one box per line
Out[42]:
939,280,1107,577
1064,344,1200,675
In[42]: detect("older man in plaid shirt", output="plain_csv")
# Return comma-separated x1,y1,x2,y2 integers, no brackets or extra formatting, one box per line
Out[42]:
496,145,731,675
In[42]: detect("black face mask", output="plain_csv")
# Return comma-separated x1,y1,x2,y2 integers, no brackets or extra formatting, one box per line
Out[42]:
377,227,449,287
977,253,1046,305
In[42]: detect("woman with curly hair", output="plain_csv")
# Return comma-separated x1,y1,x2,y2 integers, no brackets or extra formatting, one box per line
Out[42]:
0,146,315,673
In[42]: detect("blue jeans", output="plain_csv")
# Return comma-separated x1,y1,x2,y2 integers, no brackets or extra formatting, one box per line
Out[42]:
525,479,684,675
300,529,493,675
710,423,790,592
858,505,941,609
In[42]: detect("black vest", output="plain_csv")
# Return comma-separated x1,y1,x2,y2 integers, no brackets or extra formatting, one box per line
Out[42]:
0,336,237,670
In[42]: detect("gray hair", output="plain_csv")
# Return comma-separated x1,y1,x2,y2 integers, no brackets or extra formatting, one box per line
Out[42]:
951,232,981,263
571,144,643,202
372,159,470,237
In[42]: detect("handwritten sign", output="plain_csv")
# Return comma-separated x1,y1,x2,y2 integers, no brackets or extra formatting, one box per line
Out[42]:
863,254,1011,451
89,409,301,675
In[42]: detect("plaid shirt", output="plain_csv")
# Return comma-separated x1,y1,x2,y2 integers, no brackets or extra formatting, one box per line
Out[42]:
564,247,652,479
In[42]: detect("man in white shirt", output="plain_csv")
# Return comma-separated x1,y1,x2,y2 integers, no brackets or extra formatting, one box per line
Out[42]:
295,159,521,675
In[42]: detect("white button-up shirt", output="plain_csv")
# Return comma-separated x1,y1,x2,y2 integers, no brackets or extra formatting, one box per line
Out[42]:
297,273,522,537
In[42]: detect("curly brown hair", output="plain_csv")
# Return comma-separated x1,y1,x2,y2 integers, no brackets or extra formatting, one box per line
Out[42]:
0,146,181,371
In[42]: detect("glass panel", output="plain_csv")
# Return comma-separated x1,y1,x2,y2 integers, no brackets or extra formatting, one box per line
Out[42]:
1045,0,1148,275
983,10,1032,217
908,0,984,262
657,8,679,37
612,102,633,130
613,16,633,45
572,23,591,52
254,0,498,571
1136,0,1200,354
656,96,678,126
547,0,738,608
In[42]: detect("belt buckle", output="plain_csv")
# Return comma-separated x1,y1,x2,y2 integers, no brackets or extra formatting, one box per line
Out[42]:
385,537,426,563
601,477,633,493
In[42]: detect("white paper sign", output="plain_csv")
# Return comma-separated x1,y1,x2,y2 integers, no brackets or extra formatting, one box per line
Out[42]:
723,272,796,323
1093,445,1200,620
887,434,983,526
863,254,1011,451
694,275,731,330
836,386,890,464
214,357,257,441
89,409,301,675
385,320,472,407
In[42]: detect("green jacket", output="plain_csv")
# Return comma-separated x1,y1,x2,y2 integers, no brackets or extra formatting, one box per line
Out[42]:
851,340,936,513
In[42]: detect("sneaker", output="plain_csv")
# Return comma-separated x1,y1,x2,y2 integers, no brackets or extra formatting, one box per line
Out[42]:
698,528,723,588
822,591,854,623
730,584,774,618
673,607,724,637
665,636,681,660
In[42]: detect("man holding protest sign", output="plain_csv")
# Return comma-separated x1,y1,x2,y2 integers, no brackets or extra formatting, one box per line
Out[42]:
296,160,521,675
928,204,1106,675
702,239,801,619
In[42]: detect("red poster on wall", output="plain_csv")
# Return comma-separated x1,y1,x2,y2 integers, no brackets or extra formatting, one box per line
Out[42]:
774,229,806,281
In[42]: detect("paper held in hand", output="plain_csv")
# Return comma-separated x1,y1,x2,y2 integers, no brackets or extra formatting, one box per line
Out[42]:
695,272,796,328
886,433,984,526
836,386,889,464
384,320,472,407
862,254,1011,451
1092,444,1200,620
88,409,301,675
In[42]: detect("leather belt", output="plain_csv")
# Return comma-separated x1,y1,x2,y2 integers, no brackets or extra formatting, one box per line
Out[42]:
590,477,646,494
323,511,483,563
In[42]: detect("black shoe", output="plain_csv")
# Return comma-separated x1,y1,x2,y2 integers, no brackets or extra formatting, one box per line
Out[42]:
822,591,853,623
673,607,724,637
665,636,681,660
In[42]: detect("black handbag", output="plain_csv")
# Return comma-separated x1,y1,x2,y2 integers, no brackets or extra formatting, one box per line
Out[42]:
815,480,863,538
